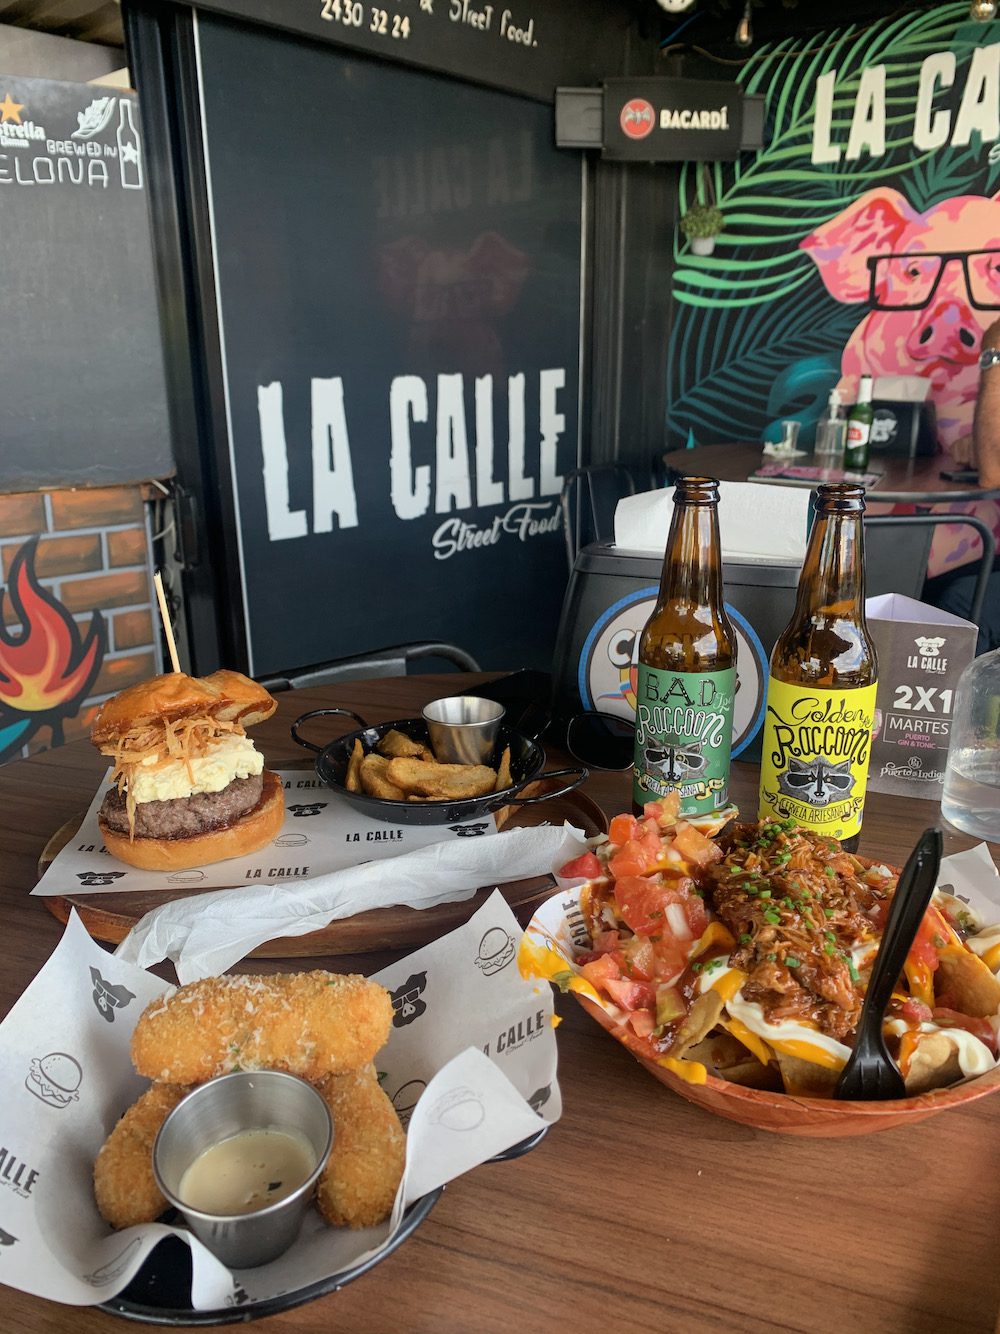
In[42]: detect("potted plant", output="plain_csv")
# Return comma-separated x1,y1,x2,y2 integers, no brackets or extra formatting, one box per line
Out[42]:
679,202,725,256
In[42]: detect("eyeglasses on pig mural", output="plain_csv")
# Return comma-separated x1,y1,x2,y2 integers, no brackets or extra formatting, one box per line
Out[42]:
0,539,106,762
867,249,1000,312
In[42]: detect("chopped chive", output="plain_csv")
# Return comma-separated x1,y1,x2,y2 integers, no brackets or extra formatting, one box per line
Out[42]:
825,931,836,943
739,933,752,944
766,953,777,962
785,956,801,968
759,890,772,900
763,909,781,925
824,908,835,918
846,957,860,983
824,943,835,956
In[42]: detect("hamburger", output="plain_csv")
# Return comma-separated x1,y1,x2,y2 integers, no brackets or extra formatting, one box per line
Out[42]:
91,670,283,871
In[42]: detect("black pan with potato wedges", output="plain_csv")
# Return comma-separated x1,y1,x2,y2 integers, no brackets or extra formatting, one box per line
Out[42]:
291,708,587,826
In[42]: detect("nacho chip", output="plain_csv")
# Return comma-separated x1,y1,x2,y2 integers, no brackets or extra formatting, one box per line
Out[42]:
669,991,725,1060
904,1031,964,1095
359,754,407,801
345,739,364,793
386,757,497,800
683,1031,782,1090
935,948,1000,1018
377,729,431,761
494,746,513,793
774,1052,840,1097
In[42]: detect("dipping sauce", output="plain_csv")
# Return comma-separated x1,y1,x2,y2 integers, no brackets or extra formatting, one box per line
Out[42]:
178,1127,316,1216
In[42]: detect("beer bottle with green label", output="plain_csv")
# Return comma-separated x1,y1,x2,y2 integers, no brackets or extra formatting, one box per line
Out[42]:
758,483,878,851
632,476,737,818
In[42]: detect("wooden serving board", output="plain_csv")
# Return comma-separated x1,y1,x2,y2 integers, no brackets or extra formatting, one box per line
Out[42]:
37,785,606,958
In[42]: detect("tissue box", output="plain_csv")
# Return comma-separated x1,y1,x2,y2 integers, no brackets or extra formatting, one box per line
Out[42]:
866,594,978,798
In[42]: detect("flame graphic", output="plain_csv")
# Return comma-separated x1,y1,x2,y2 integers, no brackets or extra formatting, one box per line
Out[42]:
0,540,105,719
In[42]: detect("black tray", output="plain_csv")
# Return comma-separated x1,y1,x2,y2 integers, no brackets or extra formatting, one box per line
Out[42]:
99,1127,547,1324
291,709,586,826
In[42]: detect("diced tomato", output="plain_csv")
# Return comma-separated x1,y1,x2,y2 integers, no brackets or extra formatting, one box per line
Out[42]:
644,794,680,827
627,1009,657,1038
650,936,691,981
931,1007,998,1055
672,821,723,869
613,874,708,944
591,930,620,956
908,907,951,971
608,826,663,879
608,813,639,846
603,977,656,1011
900,998,933,1024
579,954,621,990
621,936,656,981
557,851,603,880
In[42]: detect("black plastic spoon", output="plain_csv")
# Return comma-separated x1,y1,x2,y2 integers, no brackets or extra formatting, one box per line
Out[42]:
835,827,943,1101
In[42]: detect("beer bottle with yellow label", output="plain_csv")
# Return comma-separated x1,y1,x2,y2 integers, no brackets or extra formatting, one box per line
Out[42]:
632,476,737,818
758,482,878,850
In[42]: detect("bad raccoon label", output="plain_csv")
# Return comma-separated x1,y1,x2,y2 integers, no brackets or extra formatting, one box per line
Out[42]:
758,680,878,841
632,667,735,816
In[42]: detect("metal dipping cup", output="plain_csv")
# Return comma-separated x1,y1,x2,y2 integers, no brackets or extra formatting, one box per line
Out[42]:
153,1071,334,1269
422,695,505,766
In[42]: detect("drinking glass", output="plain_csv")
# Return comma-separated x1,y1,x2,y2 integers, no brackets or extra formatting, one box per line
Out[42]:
941,647,1000,840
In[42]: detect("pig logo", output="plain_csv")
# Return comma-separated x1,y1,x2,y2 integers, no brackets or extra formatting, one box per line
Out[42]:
89,968,135,1023
777,758,854,807
391,1079,427,1128
914,636,946,657
801,188,1000,450
449,823,490,837
620,99,655,140
528,1085,552,1114
287,803,327,817
0,1228,16,1249
390,973,428,1027
76,871,126,887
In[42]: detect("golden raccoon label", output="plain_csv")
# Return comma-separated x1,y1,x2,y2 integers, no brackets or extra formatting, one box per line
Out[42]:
758,680,878,841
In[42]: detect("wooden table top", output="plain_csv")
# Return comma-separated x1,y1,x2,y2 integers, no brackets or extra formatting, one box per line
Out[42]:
3,673,1000,1334
662,441,1000,504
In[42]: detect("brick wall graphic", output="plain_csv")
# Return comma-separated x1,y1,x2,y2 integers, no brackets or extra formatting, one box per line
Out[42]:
0,539,105,759
0,485,162,762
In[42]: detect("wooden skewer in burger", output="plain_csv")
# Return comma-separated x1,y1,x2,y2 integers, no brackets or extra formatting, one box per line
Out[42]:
90,575,283,870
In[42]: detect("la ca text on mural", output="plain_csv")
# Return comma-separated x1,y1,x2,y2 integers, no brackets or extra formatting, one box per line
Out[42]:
813,45,1000,164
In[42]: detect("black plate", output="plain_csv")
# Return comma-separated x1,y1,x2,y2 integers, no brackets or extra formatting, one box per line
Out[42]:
98,1127,548,1324
291,709,587,826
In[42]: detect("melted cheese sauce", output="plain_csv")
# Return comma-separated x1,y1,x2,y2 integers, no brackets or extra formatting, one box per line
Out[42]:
128,733,263,803
178,1128,315,1216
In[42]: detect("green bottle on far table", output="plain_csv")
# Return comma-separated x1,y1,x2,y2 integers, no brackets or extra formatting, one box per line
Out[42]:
844,374,874,473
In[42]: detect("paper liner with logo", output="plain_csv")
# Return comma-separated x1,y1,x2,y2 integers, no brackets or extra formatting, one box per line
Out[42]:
519,844,1000,1138
0,892,558,1311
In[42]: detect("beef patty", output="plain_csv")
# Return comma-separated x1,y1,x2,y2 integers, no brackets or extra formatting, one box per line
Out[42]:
99,773,264,840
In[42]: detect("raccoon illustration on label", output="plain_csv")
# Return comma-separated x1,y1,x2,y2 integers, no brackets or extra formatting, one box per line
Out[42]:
777,758,855,807
642,737,706,786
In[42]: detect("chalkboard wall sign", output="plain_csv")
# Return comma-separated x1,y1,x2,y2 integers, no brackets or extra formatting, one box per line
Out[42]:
176,0,634,101
184,14,584,675
0,77,173,491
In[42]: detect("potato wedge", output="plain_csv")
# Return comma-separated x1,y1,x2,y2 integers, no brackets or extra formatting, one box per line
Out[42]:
345,739,365,793
494,746,513,793
377,729,432,761
359,754,407,801
386,756,497,801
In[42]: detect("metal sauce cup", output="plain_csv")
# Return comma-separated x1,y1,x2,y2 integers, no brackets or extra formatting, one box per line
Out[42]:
153,1071,333,1269
422,695,505,766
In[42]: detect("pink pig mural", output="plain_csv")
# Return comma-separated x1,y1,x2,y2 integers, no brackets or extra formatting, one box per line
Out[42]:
801,187,1000,451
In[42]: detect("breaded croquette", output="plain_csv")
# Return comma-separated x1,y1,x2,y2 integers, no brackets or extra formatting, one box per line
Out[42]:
315,1066,406,1228
94,1083,192,1228
130,972,393,1085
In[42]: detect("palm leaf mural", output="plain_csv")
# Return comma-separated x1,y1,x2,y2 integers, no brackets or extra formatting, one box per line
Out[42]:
667,5,1000,447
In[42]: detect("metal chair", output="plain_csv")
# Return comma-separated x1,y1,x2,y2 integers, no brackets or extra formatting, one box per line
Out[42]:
865,513,995,626
258,641,481,692
560,463,638,573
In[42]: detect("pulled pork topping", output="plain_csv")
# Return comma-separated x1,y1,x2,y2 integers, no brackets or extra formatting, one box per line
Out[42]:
705,818,894,1040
